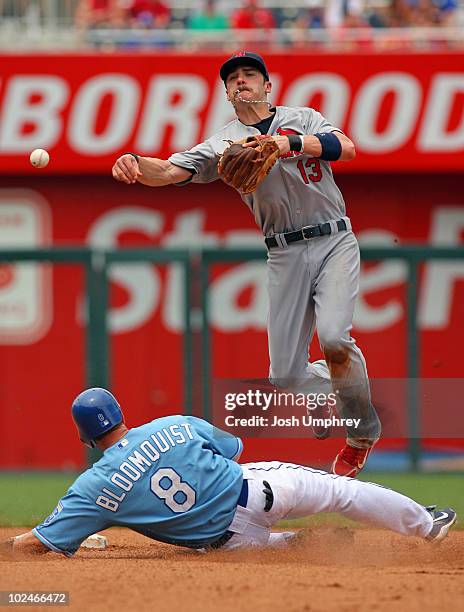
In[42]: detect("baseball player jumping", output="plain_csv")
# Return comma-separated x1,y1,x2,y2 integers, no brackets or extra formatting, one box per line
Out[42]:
4,389,456,556
112,52,381,476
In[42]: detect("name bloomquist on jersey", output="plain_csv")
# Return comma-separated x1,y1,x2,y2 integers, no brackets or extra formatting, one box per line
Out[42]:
96,422,195,512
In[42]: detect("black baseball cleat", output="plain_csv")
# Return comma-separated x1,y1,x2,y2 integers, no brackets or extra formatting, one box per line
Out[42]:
425,507,457,542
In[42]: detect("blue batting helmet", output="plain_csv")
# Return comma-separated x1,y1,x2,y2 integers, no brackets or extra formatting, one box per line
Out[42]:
71,388,123,448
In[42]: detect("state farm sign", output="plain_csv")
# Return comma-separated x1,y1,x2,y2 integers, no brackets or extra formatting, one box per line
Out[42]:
86,205,464,335
0,53,463,173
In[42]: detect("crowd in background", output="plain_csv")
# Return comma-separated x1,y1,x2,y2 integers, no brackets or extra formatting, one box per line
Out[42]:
73,0,460,31
0,0,462,50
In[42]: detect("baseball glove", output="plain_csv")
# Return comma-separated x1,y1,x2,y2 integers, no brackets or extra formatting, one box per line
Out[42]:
218,135,280,195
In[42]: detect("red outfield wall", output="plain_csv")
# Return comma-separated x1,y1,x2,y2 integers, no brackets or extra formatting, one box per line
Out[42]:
1,175,463,468
0,53,463,467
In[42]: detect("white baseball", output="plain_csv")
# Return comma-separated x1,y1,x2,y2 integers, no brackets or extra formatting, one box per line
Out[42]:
30,149,50,168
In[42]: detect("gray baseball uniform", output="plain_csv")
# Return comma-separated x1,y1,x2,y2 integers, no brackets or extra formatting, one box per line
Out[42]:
170,105,381,446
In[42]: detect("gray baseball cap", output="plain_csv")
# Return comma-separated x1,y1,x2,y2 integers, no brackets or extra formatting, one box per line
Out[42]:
220,52,270,83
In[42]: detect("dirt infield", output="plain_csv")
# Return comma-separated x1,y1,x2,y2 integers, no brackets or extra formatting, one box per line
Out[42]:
1,527,463,612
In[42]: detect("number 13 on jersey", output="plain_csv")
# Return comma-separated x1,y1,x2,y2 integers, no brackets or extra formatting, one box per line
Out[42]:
297,158,322,183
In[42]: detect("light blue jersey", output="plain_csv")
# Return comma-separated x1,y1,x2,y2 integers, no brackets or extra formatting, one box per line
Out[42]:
33,416,243,556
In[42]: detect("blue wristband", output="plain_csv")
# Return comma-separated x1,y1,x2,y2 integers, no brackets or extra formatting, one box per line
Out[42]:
314,132,342,161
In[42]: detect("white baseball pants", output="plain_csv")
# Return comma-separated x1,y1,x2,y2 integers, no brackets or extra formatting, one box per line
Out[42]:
222,462,433,550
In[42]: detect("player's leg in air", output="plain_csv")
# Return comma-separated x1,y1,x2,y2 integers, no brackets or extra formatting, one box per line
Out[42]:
312,231,381,476
266,243,338,438
266,232,381,476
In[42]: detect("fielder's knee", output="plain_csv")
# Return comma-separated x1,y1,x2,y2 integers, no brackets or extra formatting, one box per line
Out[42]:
320,336,349,366
318,326,348,356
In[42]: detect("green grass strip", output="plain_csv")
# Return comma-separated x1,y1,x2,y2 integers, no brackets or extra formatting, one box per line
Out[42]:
0,471,462,529
0,473,77,527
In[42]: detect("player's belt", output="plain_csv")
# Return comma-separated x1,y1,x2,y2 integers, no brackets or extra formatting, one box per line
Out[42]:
237,477,249,507
207,479,274,550
207,479,249,550
265,218,347,249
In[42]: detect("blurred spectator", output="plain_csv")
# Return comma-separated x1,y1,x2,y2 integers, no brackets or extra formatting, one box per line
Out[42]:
325,0,374,49
412,0,438,25
324,0,367,28
293,5,325,30
433,0,459,24
307,6,325,28
231,0,276,30
187,0,229,31
121,0,171,29
366,3,392,28
387,0,441,26
386,0,411,26
0,0,27,19
312,0,461,30
75,0,122,29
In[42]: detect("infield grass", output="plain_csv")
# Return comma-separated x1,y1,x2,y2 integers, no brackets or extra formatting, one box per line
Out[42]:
0,471,462,529
0,472,77,526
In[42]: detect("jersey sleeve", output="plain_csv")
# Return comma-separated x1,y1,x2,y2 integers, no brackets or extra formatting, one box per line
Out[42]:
305,109,343,135
168,139,220,185
32,484,108,557
185,416,243,461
